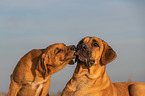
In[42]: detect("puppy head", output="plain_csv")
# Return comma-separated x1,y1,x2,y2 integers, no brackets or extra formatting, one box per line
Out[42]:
75,37,117,68
37,43,76,78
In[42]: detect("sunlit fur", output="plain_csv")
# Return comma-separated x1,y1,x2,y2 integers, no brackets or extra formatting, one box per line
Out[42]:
62,37,145,96
8,43,76,96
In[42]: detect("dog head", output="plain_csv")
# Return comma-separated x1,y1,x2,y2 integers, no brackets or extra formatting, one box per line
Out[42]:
75,37,117,68
37,43,76,78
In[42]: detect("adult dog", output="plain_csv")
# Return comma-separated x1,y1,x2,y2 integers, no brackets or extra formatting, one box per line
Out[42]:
62,37,145,96
8,43,76,96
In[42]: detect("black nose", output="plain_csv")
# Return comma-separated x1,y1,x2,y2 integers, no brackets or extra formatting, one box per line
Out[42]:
70,45,76,51
80,43,87,51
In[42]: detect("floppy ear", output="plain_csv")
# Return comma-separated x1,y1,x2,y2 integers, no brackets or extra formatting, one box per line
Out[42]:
37,50,49,79
100,41,117,65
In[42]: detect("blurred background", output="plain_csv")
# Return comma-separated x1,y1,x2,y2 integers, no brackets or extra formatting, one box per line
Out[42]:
0,0,145,95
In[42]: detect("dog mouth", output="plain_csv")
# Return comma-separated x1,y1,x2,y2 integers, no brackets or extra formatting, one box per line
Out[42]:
63,49,76,64
65,45,76,60
75,43,95,68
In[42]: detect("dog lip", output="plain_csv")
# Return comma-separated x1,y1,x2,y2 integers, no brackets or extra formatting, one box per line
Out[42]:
72,55,76,58
75,55,95,68
64,55,76,62
74,50,79,56
73,53,76,56
86,60,95,67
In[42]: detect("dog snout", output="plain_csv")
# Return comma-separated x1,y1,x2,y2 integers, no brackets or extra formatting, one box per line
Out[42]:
78,43,88,51
81,44,87,51
70,45,76,51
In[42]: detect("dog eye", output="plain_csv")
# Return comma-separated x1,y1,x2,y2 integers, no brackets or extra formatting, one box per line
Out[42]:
94,43,99,47
55,49,62,54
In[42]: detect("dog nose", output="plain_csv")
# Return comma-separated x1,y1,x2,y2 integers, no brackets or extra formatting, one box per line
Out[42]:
81,44,87,51
70,45,76,51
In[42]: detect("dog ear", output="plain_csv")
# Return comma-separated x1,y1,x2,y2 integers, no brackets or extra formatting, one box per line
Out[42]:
100,41,117,65
37,50,50,79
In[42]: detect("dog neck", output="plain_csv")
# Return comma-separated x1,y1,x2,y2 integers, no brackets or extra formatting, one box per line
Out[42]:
73,63,107,80
67,62,113,94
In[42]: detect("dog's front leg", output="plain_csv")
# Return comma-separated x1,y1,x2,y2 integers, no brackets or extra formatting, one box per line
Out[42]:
39,79,51,96
8,77,21,96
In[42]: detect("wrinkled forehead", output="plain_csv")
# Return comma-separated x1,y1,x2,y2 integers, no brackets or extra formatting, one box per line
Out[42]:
53,43,66,48
46,43,66,50
78,37,103,45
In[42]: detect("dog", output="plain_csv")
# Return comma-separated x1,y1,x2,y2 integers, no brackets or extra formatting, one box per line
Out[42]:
61,37,145,96
8,43,76,96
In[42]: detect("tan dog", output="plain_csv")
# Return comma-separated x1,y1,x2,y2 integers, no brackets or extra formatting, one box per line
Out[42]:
62,37,145,96
8,43,76,96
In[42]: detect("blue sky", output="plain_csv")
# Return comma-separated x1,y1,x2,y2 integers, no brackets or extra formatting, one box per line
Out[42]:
0,0,145,94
